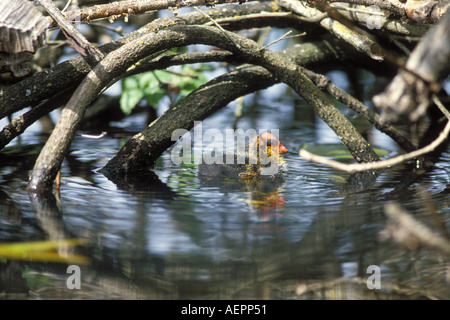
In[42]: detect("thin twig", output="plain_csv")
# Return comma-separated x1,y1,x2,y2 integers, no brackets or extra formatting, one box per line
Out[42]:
299,96,450,173
79,132,107,139
62,0,72,13
89,23,125,36
432,94,450,119
261,30,292,50
260,30,306,50
301,68,417,153
193,6,240,49
38,0,104,65
300,95,450,173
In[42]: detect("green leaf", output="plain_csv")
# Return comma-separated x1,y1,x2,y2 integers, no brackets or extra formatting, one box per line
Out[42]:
120,65,209,113
120,87,144,115
173,66,208,101
153,70,174,83
144,86,165,106
138,72,157,88
122,76,140,89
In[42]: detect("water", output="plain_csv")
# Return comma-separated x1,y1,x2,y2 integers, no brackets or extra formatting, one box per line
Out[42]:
1,81,450,300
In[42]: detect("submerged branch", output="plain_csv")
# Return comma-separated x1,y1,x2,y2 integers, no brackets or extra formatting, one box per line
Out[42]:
103,38,384,175
18,1,428,189
101,65,277,176
382,202,450,255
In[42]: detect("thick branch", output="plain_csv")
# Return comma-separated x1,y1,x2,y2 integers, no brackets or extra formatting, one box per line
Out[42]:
51,0,250,26
102,65,277,175
28,25,379,190
373,9,450,122
38,0,103,65
302,69,417,152
0,1,277,120
102,41,415,173
329,0,450,24
102,26,380,175
328,1,431,33
101,38,353,174
278,0,387,61
0,87,74,150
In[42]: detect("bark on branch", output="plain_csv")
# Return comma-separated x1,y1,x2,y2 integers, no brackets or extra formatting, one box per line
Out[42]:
278,0,424,62
101,25,380,176
38,0,104,65
28,24,379,190
50,0,250,26
330,0,450,24
373,9,450,123
383,202,450,255
0,1,278,120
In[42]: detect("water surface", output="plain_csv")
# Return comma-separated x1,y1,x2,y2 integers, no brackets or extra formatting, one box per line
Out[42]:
1,83,449,300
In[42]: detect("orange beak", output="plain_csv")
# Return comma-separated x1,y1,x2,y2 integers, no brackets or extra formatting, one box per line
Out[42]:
278,142,288,153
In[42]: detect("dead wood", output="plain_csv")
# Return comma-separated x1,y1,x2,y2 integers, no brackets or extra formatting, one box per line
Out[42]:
0,0,50,76
373,10,450,123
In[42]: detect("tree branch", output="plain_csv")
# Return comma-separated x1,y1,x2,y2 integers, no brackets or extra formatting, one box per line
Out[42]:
301,68,417,152
101,25,380,175
50,0,250,26
0,86,75,150
327,1,431,33
0,1,277,120
100,38,351,175
299,95,450,173
278,0,390,61
373,9,450,123
27,24,381,190
38,0,103,65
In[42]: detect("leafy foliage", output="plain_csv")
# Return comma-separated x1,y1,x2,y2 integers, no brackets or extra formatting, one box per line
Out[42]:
120,65,208,115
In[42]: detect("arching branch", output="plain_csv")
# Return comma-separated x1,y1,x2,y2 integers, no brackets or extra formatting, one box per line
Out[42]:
49,0,250,26
0,1,279,120
28,24,380,190
373,9,450,123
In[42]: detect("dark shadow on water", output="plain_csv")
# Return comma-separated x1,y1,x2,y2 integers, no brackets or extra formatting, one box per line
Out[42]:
102,169,177,200
1,81,450,298
198,172,287,220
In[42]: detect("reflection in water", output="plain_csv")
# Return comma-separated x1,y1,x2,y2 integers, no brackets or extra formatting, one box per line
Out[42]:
1,151,447,299
102,169,177,200
198,173,287,221
0,98,450,299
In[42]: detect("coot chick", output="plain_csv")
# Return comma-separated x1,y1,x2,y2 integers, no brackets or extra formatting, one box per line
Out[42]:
198,132,288,179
